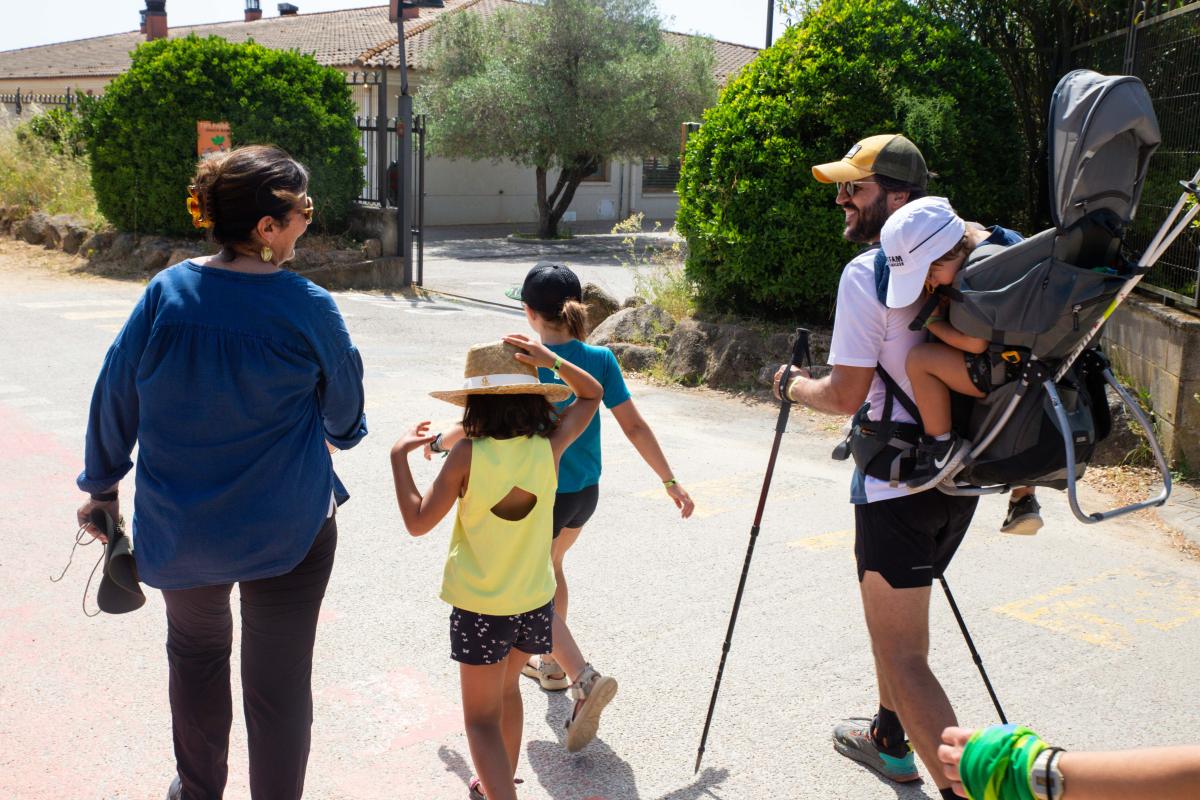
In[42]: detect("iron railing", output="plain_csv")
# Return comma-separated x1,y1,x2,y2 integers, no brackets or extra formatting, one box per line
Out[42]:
0,87,83,115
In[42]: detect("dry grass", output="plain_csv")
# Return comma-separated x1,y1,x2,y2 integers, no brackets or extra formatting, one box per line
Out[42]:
0,111,105,228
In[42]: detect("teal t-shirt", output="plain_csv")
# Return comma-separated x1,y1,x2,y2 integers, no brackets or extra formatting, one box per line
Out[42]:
539,339,631,493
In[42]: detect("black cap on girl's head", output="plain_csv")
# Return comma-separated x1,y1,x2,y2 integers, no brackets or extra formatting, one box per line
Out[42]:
505,262,582,315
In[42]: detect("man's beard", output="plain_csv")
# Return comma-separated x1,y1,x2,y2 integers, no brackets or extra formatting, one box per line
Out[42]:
845,191,889,244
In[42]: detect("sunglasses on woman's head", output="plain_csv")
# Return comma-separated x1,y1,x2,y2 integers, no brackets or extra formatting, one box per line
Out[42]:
836,179,877,198
300,196,314,224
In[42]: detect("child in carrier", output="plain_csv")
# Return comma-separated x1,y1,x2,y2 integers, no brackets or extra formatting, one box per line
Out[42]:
389,336,605,800
880,197,1016,489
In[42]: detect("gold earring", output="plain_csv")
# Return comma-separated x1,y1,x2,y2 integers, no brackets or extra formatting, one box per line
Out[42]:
260,245,274,263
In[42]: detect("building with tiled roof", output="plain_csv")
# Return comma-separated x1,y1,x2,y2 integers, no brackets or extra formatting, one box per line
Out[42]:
0,1,756,91
0,1,759,227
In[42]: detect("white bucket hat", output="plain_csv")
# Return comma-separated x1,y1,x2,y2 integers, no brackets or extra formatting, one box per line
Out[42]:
880,196,966,308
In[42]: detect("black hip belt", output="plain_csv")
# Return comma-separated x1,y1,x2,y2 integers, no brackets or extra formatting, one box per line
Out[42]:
832,403,922,486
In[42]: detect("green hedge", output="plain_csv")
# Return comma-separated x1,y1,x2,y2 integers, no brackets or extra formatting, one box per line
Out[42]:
88,35,362,237
676,0,1023,318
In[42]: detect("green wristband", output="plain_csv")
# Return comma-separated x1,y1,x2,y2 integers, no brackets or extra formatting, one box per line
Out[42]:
960,724,1047,800
552,356,563,378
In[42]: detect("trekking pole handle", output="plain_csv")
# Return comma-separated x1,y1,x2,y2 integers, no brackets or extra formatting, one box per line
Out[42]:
776,328,812,407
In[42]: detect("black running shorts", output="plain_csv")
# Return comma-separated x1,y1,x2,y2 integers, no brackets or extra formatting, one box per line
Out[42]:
854,490,979,589
552,484,600,538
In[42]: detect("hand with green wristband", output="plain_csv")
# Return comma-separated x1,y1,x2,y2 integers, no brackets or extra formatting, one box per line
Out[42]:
940,724,1200,800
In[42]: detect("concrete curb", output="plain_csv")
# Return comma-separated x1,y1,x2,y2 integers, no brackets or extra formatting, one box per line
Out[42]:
1154,480,1200,549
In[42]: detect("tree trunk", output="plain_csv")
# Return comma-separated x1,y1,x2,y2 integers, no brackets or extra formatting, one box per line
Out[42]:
534,156,598,238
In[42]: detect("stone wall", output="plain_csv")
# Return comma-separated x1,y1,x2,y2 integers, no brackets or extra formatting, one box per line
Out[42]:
0,205,403,290
1102,294,1200,468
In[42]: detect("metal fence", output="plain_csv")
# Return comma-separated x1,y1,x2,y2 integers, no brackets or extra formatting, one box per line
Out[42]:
1072,0,1200,307
0,87,83,116
347,71,392,206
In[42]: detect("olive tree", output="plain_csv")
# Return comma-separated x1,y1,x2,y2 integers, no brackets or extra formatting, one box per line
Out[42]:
421,0,717,238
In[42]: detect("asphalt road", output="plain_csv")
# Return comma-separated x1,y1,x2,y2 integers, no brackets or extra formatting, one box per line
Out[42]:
2,239,1199,800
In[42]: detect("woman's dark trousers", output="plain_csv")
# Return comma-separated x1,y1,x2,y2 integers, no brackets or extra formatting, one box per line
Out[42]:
161,516,337,800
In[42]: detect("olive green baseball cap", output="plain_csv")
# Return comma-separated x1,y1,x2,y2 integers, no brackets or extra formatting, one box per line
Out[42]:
812,134,931,189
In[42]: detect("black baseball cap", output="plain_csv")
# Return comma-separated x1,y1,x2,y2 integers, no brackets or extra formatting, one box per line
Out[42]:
505,262,582,315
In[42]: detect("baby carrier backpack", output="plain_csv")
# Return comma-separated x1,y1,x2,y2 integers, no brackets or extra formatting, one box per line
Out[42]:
931,69,1199,523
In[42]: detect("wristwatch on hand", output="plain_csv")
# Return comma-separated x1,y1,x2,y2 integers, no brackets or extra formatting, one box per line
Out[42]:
429,433,446,454
1030,748,1066,800
90,490,119,502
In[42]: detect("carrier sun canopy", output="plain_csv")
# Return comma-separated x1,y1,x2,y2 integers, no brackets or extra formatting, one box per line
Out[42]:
1049,70,1161,231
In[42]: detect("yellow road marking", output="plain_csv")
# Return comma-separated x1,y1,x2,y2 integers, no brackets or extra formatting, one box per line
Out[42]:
993,568,1200,649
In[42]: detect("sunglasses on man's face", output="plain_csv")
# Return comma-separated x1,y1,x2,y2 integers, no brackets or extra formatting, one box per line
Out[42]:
836,179,877,198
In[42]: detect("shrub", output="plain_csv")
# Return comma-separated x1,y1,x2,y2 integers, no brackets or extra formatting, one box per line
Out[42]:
675,0,1023,319
0,114,104,227
88,35,362,237
16,104,91,157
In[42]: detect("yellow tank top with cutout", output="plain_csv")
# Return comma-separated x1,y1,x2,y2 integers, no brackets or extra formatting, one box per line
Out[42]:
440,435,557,615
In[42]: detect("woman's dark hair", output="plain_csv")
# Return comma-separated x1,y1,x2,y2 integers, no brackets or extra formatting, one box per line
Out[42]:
191,144,309,246
462,394,559,440
534,299,589,340
876,173,928,202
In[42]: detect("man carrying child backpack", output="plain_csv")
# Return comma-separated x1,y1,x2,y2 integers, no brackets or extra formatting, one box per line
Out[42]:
771,134,1027,798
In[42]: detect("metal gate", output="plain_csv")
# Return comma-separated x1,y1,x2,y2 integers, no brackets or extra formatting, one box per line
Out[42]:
347,71,426,284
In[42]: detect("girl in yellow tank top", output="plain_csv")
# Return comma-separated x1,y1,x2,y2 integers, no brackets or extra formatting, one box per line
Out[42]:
390,335,601,800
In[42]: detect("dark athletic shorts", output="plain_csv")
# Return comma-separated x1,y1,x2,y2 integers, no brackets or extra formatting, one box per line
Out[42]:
854,490,979,589
552,484,599,538
449,600,554,666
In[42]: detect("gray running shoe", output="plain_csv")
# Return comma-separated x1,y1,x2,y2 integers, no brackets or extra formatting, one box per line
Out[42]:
832,717,920,783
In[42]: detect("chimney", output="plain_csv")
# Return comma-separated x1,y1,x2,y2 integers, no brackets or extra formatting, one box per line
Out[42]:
245,0,262,22
278,2,299,15
139,9,147,34
390,0,421,23
144,1,167,41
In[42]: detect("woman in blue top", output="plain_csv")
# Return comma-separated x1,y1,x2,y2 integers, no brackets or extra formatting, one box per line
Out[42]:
430,262,694,753
75,145,367,800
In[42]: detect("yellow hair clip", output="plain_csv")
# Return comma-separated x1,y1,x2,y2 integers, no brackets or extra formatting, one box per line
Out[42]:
186,186,214,230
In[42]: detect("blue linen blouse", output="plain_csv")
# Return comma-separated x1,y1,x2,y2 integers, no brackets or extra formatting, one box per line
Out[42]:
77,261,368,590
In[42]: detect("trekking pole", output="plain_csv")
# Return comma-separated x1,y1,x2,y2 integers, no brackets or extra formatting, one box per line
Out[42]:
695,328,812,773
938,575,1007,724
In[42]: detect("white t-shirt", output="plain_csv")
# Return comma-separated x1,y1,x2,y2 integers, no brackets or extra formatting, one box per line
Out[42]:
827,247,926,504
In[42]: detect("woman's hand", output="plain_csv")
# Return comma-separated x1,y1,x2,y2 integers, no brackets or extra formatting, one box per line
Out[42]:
666,482,695,519
937,726,972,799
76,496,120,544
502,333,557,370
393,421,436,456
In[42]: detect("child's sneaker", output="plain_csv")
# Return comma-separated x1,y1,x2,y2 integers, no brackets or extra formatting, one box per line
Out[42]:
832,717,920,783
1001,493,1044,535
521,655,569,691
906,433,970,490
564,665,618,752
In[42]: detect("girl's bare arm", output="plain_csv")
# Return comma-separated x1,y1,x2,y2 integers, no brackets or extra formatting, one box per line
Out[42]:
391,421,470,536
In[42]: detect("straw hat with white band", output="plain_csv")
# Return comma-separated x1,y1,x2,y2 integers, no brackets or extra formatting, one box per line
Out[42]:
431,341,572,406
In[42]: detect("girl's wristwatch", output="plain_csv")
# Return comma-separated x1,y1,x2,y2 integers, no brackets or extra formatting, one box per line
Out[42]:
429,433,446,454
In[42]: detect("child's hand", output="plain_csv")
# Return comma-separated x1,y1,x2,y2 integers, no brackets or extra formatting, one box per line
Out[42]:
666,482,695,519
393,421,436,455
503,333,556,370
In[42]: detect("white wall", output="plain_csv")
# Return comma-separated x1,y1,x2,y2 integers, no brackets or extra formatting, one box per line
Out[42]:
421,158,679,227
